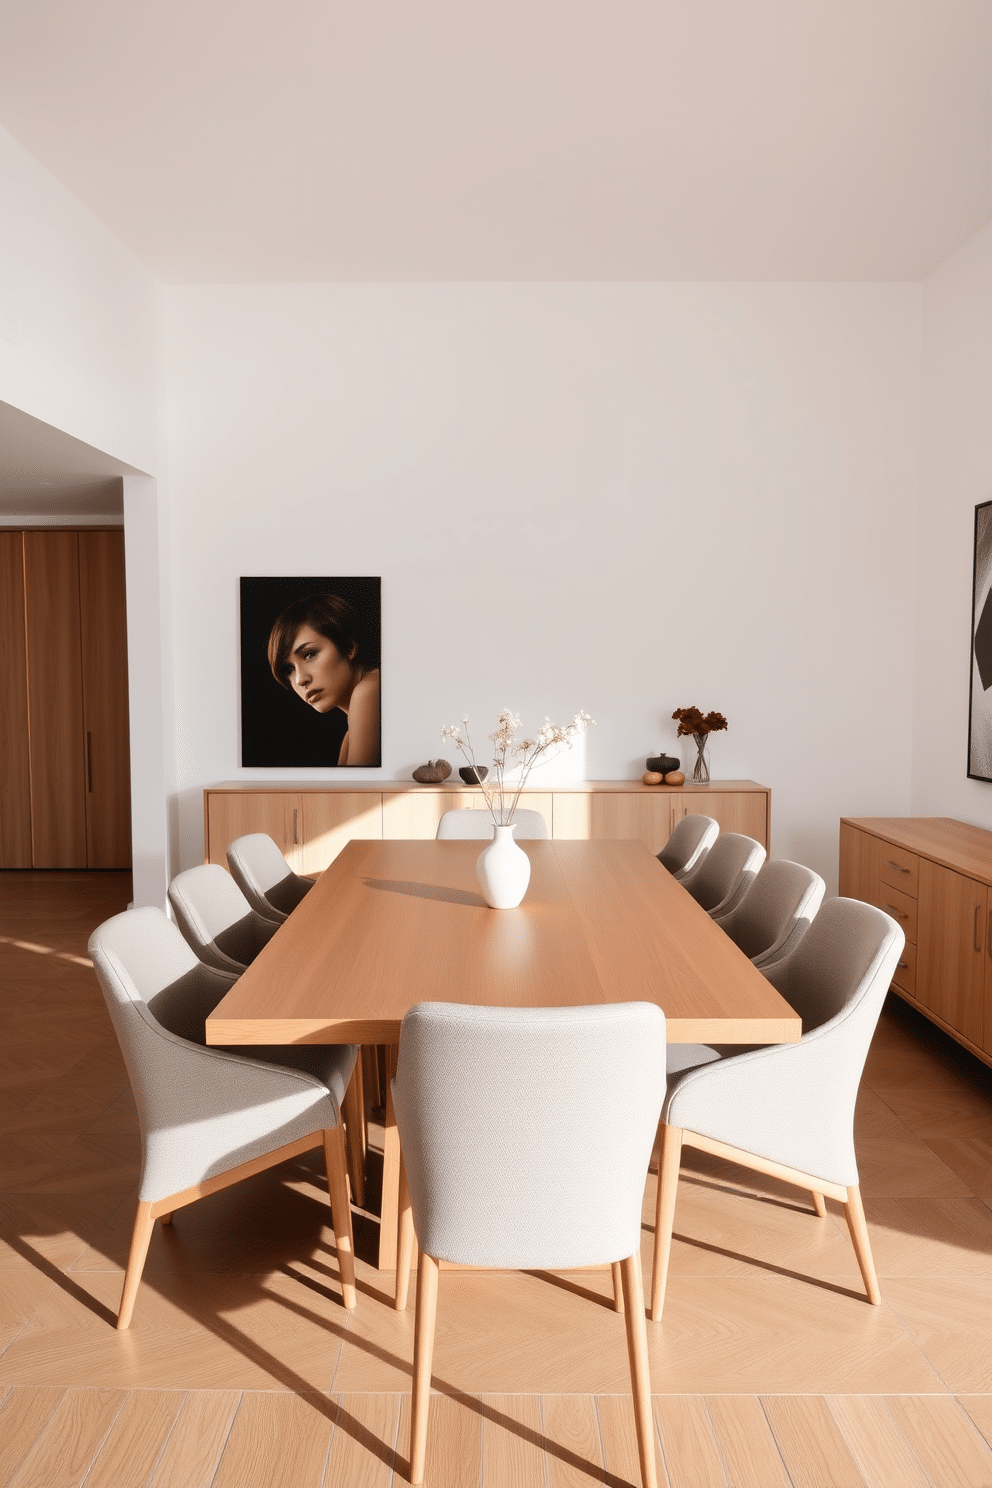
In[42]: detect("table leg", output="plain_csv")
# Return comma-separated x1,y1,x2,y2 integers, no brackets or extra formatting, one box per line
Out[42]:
379,1043,401,1270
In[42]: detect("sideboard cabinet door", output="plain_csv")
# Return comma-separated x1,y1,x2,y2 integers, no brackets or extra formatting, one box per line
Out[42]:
916,858,986,1049
206,792,303,873
301,793,383,874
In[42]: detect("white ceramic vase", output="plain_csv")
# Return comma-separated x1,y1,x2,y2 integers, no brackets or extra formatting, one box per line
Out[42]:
476,823,531,909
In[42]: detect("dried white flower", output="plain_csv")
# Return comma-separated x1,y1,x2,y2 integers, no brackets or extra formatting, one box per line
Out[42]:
440,708,595,826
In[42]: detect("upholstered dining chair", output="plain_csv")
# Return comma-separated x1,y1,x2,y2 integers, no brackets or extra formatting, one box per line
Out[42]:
435,808,549,840
657,813,719,880
227,832,314,922
168,863,280,975
391,1001,666,1488
88,906,358,1328
168,863,367,1205
678,831,766,919
650,898,904,1322
715,858,825,968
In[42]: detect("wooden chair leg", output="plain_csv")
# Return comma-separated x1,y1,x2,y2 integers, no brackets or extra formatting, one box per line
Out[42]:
362,1041,383,1113
395,1153,415,1311
844,1184,881,1304
650,1123,683,1322
611,1261,625,1313
409,1252,440,1485
342,1058,366,1210
620,1250,658,1488
117,1201,156,1330
810,1189,827,1218
323,1127,357,1310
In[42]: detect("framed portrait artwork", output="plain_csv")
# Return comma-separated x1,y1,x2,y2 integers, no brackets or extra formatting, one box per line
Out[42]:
968,503,992,782
240,577,381,768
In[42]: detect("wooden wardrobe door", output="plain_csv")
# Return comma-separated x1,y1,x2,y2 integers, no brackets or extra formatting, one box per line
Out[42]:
0,532,33,866
79,531,132,868
23,531,87,867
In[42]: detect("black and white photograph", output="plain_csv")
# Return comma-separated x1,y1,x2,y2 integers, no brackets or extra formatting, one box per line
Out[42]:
968,501,992,781
240,576,381,767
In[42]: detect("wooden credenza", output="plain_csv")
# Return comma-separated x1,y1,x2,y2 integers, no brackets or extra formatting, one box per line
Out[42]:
839,817,992,1068
204,779,770,877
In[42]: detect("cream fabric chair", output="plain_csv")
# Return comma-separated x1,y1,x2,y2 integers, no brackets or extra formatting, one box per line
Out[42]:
678,832,766,919
168,863,280,975
715,858,825,968
435,808,549,840
392,1001,666,1488
657,814,719,880
226,832,314,922
651,898,904,1322
88,907,358,1328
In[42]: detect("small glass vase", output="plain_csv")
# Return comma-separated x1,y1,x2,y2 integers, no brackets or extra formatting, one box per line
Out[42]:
691,732,710,784
476,823,531,909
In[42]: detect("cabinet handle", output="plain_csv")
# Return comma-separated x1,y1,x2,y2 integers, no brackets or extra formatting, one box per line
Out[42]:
882,903,908,920
883,859,910,874
293,808,299,845
897,960,909,970
86,732,94,793
976,904,983,953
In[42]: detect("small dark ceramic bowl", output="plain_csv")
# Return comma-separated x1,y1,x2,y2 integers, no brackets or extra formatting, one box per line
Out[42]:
459,765,489,784
646,755,680,775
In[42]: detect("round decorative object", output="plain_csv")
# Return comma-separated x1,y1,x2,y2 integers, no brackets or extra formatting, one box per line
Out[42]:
664,770,685,786
412,759,452,783
476,824,531,909
647,754,680,775
642,770,664,786
458,765,489,784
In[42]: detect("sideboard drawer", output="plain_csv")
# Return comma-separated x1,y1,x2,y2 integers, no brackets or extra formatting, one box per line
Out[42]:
879,845,919,898
875,883,918,944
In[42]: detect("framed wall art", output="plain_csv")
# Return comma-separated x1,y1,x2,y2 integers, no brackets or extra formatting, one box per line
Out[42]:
968,502,992,782
240,576,381,768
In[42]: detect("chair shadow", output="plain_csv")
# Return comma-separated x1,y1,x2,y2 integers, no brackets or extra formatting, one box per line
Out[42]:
363,878,486,909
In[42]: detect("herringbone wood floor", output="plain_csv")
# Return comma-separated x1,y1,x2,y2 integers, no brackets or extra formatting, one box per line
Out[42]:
1,872,991,1486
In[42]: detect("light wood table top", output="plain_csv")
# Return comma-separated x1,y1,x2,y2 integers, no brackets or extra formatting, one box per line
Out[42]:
206,838,799,1047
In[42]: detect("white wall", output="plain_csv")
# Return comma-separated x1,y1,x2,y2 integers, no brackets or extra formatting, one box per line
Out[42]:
0,125,159,474
163,283,922,888
913,222,992,826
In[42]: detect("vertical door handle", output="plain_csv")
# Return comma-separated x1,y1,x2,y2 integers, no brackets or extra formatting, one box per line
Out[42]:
975,903,982,953
293,808,299,845
86,732,94,793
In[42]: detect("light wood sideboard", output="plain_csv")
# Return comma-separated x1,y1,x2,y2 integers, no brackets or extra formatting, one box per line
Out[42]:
839,816,992,1068
204,779,770,877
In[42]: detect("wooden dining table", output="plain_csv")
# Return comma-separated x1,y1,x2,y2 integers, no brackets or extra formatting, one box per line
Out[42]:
206,837,801,1267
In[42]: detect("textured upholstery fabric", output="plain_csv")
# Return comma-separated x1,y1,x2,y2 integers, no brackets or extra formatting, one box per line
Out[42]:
392,1001,666,1269
663,898,904,1187
89,907,357,1203
714,859,825,967
657,814,719,880
435,808,549,840
678,832,766,918
168,864,281,974
227,833,314,921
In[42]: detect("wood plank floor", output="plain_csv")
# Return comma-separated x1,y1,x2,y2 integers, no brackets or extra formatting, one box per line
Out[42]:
1,871,991,1486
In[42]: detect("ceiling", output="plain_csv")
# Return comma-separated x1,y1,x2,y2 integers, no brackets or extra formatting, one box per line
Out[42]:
0,402,136,517
0,0,989,283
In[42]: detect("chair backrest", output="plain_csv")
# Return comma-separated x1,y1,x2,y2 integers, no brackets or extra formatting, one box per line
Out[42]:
435,808,549,840
392,1001,667,1270
168,863,279,973
657,814,719,879
227,833,312,920
764,896,903,1040
679,832,766,916
667,898,904,1187
715,858,825,965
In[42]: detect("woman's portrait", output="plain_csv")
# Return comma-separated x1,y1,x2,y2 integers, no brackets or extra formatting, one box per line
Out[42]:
240,577,381,767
